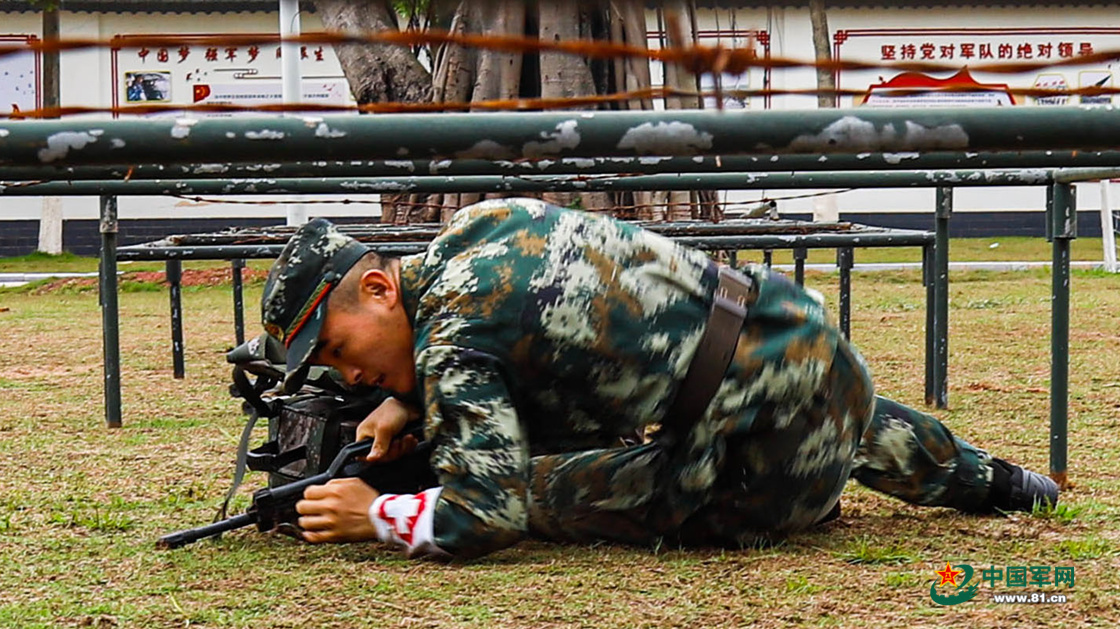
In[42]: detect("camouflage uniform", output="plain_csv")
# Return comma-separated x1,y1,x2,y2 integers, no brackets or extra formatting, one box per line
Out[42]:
394,198,996,558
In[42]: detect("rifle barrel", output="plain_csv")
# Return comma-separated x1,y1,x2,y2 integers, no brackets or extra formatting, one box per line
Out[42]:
156,512,257,549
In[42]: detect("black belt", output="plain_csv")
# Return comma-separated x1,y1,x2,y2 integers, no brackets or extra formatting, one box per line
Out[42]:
664,265,754,431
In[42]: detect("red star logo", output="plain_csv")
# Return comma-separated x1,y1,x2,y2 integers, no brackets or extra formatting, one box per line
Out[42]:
935,562,964,587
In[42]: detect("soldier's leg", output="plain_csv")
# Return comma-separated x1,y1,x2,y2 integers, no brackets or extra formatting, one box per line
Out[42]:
523,264,869,548
524,336,874,548
850,396,993,512
850,396,1058,513
670,337,875,547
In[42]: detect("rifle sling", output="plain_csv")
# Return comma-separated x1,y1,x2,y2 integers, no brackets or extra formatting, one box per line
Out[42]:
215,409,262,523
663,265,754,437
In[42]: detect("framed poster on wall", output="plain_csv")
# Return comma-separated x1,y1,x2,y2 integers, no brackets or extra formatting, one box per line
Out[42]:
0,35,40,116
833,27,1120,108
110,33,354,117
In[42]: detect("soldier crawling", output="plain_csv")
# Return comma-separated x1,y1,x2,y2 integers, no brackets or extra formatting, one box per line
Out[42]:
260,198,1059,559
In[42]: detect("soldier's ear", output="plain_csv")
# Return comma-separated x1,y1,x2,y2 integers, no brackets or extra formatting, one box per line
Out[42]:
358,268,396,303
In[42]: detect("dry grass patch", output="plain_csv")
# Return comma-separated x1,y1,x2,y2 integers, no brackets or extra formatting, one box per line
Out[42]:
0,267,1118,628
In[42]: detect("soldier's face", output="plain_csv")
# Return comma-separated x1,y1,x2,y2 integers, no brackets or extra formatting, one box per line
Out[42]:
314,269,416,395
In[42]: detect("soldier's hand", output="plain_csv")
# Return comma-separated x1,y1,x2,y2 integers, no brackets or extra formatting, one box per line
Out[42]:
296,478,380,543
357,397,419,462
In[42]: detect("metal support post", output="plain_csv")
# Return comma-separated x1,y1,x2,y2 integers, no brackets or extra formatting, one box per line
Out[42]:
837,247,853,340
99,196,122,428
923,244,935,406
763,249,773,268
793,247,807,286
1049,182,1076,488
167,260,185,379
934,187,952,409
232,259,246,346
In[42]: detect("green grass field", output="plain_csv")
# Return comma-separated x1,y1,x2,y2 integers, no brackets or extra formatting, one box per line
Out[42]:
0,261,1118,628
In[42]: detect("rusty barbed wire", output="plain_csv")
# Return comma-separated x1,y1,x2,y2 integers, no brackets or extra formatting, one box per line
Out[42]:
0,29,1117,119
4,29,1120,80
158,188,852,210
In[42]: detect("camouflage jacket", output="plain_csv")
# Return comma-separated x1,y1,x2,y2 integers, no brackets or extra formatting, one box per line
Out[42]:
398,198,727,556
399,198,839,557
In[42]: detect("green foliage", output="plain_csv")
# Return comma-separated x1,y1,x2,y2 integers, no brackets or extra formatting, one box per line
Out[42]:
0,270,1117,626
49,507,135,532
1,251,82,265
884,572,922,588
836,536,915,565
1029,500,1084,524
784,574,823,595
959,296,1035,310
120,280,165,293
1056,536,1115,560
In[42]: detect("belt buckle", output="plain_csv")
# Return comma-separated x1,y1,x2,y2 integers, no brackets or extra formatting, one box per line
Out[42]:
716,267,751,314
717,285,747,310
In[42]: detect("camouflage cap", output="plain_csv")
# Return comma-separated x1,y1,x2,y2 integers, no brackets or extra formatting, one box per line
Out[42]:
261,218,369,392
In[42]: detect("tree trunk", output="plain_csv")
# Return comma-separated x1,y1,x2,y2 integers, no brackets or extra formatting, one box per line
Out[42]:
315,0,703,224
657,3,704,221
314,0,434,224
538,0,611,212
431,0,528,222
313,0,432,104
610,0,655,219
809,0,835,109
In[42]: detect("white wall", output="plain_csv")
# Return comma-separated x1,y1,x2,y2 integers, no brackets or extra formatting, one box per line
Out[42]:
0,8,379,223
2,5,1117,224
684,5,1118,218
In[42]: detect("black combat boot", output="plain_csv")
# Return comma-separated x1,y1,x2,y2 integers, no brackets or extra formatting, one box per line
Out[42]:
987,458,1060,512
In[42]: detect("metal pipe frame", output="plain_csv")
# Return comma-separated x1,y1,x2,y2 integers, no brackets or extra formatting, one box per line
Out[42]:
231,259,246,346
837,248,854,339
5,107,1120,167
934,187,952,409
3,150,1120,182
60,106,1072,477
167,260,185,379
6,168,1120,197
923,244,935,407
116,229,935,261
793,247,807,286
98,195,121,428
1049,182,1076,488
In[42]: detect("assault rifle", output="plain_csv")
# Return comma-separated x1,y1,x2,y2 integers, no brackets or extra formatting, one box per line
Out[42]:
157,333,436,549
157,438,432,549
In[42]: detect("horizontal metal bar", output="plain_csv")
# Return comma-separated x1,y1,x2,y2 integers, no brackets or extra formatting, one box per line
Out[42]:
139,218,906,246
4,150,1120,181
152,219,884,246
3,168,1104,197
118,230,933,261
4,108,1120,167
676,232,934,250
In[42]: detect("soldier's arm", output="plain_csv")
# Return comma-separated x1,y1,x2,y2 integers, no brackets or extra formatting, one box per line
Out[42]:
365,344,528,559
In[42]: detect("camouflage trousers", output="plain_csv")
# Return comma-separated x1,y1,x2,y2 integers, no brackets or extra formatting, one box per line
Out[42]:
526,273,995,548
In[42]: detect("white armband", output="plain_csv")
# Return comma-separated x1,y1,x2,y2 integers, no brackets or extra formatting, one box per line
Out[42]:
368,487,449,558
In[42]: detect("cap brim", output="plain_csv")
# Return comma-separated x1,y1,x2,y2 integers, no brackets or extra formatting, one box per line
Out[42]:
280,299,328,394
